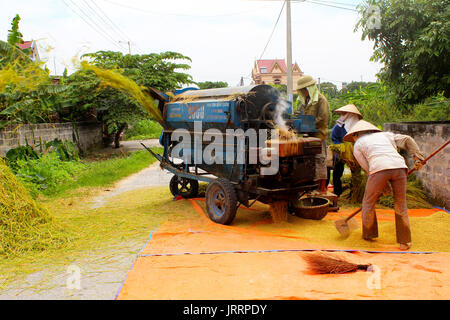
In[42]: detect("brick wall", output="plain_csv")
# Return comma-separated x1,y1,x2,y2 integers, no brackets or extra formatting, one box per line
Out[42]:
384,121,450,209
0,122,102,156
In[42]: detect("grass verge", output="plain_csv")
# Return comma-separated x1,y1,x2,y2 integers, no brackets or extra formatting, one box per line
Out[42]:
50,148,163,197
124,120,162,141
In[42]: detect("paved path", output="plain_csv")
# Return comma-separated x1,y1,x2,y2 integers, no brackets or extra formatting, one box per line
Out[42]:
0,240,144,300
91,162,173,208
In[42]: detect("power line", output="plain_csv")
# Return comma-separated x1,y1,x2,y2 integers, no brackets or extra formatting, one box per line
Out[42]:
306,0,358,12
100,0,264,18
258,0,286,62
63,0,124,50
310,0,359,8
245,0,286,81
89,0,132,42
73,0,128,48
62,0,124,50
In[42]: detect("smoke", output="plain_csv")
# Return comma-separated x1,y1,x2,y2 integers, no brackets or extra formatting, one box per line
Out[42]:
274,98,290,131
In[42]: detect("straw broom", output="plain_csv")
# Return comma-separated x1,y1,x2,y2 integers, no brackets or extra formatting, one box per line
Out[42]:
302,252,371,274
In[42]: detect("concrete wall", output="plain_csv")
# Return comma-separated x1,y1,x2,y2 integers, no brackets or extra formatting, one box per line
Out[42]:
0,122,102,156
384,121,450,209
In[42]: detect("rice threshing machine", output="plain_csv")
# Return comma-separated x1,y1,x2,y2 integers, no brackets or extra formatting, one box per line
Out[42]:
144,85,327,225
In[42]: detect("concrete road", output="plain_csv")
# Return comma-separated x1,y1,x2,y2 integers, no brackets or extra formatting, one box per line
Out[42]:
91,162,173,208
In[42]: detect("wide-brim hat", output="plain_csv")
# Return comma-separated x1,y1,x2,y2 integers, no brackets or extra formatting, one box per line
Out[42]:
343,120,381,142
296,75,316,90
334,104,363,119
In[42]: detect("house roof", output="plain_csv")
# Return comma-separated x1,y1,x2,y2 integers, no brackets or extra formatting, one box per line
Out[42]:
17,41,33,50
255,59,301,74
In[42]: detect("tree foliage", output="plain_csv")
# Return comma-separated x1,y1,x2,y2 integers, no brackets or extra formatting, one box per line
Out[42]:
197,81,228,89
77,51,193,147
339,81,373,95
81,51,193,91
356,0,449,104
319,82,338,98
7,14,23,46
0,40,63,128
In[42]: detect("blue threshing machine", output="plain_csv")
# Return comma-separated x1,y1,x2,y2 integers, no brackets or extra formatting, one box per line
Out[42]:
144,84,324,224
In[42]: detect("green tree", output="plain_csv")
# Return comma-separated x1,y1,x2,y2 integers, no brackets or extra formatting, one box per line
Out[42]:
320,82,338,98
356,0,449,104
7,14,24,46
197,81,228,89
78,51,193,147
0,41,63,129
339,81,372,95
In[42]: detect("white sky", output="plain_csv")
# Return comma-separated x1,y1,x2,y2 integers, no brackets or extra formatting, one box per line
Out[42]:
0,0,382,88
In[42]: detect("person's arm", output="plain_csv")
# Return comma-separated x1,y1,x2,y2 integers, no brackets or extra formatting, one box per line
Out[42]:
353,142,370,174
393,134,425,161
331,125,340,144
315,98,329,131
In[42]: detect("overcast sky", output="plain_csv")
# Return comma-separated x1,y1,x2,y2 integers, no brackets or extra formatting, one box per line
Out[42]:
0,0,382,88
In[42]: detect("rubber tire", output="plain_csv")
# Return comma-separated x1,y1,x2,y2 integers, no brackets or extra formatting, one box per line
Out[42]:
169,175,199,198
205,178,238,225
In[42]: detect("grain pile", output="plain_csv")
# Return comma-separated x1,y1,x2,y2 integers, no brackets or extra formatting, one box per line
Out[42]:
269,201,289,223
0,158,68,256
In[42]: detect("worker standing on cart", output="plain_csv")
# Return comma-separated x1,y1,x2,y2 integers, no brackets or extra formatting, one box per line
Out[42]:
295,75,329,193
343,120,425,250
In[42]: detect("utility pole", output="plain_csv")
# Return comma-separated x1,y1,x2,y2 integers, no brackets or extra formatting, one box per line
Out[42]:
53,57,57,75
286,0,293,103
318,77,321,92
119,41,132,54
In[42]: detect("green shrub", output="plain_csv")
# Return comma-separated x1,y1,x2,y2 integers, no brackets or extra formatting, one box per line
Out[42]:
328,85,449,129
124,119,163,140
409,93,450,122
14,152,85,196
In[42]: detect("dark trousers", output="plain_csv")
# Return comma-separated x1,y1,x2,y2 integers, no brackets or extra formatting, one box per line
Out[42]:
362,168,411,244
332,160,345,196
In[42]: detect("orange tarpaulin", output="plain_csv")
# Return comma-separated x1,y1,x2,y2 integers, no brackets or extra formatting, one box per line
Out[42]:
116,199,450,300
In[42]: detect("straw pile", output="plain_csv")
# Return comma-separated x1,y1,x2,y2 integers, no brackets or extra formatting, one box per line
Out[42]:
267,126,304,157
269,201,289,223
0,158,68,256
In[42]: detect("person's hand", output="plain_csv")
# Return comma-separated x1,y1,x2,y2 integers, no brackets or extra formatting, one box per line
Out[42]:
414,160,424,171
413,153,425,162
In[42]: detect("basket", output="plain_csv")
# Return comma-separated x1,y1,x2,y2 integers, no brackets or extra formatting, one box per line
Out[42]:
293,197,330,220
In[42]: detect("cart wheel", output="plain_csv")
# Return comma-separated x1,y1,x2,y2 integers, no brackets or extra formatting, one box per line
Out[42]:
169,175,199,198
205,178,237,225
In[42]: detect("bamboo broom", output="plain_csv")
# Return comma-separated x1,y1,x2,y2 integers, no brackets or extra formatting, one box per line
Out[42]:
302,252,371,274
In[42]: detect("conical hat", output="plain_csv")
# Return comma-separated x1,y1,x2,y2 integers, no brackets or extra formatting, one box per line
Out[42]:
334,104,363,119
343,120,381,142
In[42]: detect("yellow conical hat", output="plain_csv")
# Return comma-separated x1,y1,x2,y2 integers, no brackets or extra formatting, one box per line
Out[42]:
334,104,363,119
343,120,381,142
